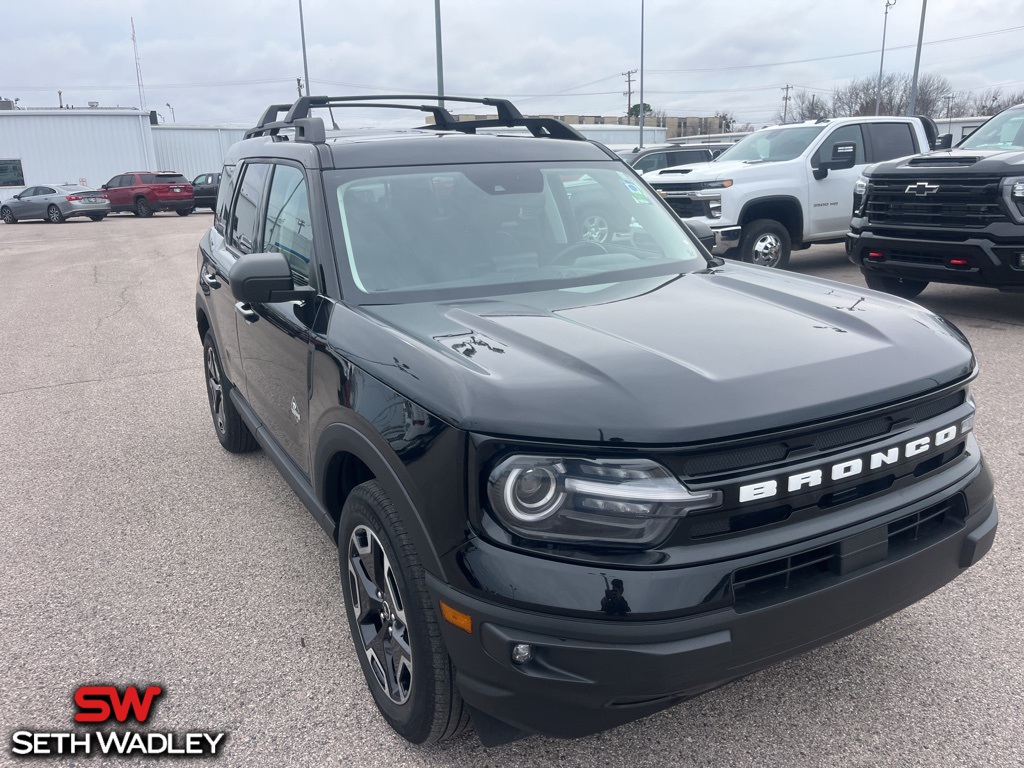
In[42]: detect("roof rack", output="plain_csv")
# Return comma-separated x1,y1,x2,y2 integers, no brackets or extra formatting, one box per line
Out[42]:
243,95,586,143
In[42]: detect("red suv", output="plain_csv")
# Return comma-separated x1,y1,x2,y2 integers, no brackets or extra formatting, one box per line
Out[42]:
101,171,194,217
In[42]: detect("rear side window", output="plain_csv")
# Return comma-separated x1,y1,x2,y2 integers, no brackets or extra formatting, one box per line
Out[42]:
140,174,156,184
670,149,711,165
155,174,189,185
228,162,271,254
261,165,312,286
214,165,237,235
867,123,918,162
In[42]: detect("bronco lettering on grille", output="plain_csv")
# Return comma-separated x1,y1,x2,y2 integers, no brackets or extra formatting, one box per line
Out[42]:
738,424,959,503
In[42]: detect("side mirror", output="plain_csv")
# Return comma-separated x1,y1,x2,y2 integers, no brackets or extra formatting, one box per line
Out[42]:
12,193,21,200
813,141,857,180
100,184,108,190
934,134,953,151
229,251,314,304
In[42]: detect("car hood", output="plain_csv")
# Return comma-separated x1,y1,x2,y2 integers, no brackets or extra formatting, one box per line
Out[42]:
648,159,787,185
337,264,974,444
869,147,1024,175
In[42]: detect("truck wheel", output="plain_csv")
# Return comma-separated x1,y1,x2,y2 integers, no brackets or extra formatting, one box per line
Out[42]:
740,219,790,268
202,330,257,453
339,480,469,745
864,273,928,299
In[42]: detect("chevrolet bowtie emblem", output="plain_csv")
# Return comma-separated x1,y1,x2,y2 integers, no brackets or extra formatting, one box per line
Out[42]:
905,182,940,196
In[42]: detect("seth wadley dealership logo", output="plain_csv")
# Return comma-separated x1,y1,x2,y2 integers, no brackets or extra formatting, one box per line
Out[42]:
10,685,227,758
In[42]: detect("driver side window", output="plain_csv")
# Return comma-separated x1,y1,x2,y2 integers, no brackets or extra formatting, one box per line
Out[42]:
815,125,865,166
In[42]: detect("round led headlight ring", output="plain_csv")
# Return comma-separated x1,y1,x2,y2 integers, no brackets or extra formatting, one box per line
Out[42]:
504,466,565,521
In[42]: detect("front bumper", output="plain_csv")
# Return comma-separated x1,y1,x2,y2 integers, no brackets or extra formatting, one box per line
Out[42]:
848,229,1024,291
429,463,996,739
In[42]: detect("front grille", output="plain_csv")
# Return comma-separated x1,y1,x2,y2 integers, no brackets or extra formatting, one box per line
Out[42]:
731,495,966,610
664,198,705,218
866,176,1006,228
666,388,968,544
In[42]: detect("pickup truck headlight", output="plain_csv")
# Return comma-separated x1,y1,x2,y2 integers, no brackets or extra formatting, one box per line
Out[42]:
1001,176,1024,222
487,455,721,548
853,175,869,216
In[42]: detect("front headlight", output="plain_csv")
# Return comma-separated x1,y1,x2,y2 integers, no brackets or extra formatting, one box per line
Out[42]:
853,175,870,216
487,455,722,548
1002,176,1024,222
854,176,868,196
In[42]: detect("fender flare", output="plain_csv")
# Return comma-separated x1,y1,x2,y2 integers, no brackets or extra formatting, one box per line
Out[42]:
314,421,443,576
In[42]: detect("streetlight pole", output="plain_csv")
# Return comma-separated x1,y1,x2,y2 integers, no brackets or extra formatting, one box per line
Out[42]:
638,0,645,149
907,0,928,115
165,103,175,122
943,93,953,132
434,0,445,107
874,0,897,115
298,0,311,97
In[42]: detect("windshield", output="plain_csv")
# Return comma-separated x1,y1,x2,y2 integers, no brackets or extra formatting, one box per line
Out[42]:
958,107,1024,150
326,162,708,303
714,126,825,163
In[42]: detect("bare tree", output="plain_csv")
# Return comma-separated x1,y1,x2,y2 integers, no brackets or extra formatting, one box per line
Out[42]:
773,90,830,123
714,111,736,132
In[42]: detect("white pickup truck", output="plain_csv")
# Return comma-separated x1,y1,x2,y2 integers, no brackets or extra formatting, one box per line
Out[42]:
645,116,937,268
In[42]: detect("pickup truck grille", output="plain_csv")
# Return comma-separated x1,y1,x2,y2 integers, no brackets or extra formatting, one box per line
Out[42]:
866,176,1006,228
664,387,970,544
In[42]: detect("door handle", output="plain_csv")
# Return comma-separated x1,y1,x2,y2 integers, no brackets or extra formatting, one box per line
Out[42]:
235,302,259,323
201,269,221,288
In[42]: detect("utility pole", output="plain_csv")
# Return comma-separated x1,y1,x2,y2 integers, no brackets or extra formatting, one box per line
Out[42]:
434,0,445,107
622,69,637,120
781,84,792,123
638,0,645,148
907,0,928,115
131,17,146,111
298,0,311,96
875,0,897,115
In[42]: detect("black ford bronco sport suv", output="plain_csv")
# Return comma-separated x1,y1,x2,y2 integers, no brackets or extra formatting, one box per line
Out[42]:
195,95,997,746
849,103,1024,296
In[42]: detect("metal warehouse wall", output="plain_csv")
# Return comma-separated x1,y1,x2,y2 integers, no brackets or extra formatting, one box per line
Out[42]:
152,126,246,180
0,111,156,193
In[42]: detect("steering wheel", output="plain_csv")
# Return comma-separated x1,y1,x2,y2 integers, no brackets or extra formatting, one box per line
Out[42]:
548,240,609,266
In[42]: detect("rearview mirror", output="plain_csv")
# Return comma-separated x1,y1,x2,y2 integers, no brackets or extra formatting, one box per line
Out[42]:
229,252,314,304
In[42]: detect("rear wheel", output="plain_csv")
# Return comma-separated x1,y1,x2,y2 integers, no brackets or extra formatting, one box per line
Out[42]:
0,206,16,224
864,273,928,299
176,207,193,217
134,197,153,217
47,205,65,223
339,481,469,745
202,330,257,453
739,219,790,268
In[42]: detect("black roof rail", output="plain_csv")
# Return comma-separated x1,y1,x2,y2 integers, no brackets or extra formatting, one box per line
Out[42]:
243,95,586,143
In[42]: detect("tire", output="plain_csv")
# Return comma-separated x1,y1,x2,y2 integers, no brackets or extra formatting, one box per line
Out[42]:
134,197,153,217
176,207,193,217
202,330,257,453
864,273,928,299
89,214,106,222
47,204,65,223
0,206,16,224
579,208,612,244
739,218,791,268
339,481,469,745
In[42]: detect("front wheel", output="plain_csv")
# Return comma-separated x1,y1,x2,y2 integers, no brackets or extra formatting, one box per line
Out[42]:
47,205,65,223
176,207,193,217
0,206,16,224
739,219,790,268
864,273,928,299
339,481,469,745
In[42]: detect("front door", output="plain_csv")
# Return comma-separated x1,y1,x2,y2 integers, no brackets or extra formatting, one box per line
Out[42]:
809,123,866,236
235,162,317,474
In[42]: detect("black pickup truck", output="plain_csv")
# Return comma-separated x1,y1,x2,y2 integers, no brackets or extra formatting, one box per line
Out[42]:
196,95,997,747
849,103,1024,296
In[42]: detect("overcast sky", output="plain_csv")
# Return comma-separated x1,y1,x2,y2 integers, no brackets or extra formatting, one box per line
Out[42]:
3,0,1023,127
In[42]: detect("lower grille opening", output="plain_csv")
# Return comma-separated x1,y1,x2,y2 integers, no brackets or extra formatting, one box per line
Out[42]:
731,495,966,611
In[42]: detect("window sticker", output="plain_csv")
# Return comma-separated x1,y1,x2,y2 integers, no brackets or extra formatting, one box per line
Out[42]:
621,178,651,204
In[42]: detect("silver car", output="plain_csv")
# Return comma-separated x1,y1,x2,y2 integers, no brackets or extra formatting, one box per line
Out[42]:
1,184,111,224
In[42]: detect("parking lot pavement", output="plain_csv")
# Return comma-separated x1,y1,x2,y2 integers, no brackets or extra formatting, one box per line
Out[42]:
1,218,1021,767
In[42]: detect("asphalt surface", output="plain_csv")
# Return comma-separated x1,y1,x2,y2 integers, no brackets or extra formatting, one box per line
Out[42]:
1,213,1021,767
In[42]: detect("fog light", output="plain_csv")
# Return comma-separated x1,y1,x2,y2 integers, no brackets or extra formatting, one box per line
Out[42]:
867,251,885,260
949,258,970,268
511,643,534,664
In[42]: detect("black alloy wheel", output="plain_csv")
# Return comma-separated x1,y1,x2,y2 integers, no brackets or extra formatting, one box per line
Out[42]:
135,197,153,217
202,330,257,453
339,481,468,744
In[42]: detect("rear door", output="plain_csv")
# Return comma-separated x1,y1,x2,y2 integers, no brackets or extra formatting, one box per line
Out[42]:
235,162,317,473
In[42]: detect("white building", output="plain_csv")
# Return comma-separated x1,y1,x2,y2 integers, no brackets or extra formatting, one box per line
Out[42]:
0,107,245,196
